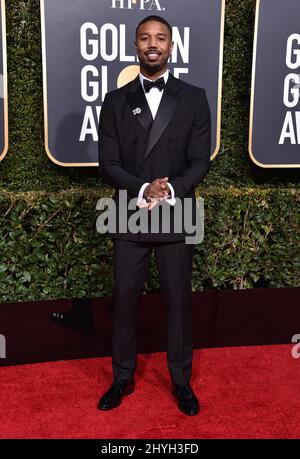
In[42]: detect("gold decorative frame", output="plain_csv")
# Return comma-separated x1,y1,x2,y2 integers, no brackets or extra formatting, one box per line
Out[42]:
0,0,8,162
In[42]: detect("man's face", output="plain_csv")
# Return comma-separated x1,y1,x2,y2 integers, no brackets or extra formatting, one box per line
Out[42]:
135,21,173,75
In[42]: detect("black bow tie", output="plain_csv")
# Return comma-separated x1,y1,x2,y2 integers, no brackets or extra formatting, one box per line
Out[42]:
143,77,165,93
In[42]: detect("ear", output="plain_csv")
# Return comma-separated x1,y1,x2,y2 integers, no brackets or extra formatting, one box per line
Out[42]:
170,41,174,55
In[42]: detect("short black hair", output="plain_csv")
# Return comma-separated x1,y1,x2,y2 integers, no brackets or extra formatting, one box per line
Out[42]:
135,15,172,39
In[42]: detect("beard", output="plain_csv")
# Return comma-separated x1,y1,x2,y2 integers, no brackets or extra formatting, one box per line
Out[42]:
138,53,169,76
140,61,162,74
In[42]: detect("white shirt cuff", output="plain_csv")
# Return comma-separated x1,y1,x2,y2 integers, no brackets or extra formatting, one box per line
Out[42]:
165,182,176,206
137,182,150,206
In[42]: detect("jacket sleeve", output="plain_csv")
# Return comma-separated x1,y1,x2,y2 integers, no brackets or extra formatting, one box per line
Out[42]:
170,88,212,198
98,93,145,197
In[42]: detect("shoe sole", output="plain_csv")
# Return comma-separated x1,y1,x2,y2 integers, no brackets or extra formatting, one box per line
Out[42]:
177,405,200,416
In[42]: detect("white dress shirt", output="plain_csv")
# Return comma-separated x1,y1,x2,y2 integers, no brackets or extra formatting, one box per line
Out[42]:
137,70,176,207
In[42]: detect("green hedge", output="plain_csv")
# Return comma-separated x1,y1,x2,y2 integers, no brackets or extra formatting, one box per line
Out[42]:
0,1,299,302
0,188,298,302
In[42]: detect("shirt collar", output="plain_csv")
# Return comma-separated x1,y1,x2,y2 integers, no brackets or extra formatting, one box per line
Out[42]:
139,69,169,89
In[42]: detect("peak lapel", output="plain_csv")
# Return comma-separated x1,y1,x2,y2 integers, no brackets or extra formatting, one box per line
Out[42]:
126,77,153,132
143,74,180,162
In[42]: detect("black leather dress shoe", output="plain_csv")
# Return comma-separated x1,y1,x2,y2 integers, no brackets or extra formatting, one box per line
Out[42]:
97,378,135,410
172,383,200,416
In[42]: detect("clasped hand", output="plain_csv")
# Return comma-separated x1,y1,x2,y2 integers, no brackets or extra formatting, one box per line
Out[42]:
139,177,170,210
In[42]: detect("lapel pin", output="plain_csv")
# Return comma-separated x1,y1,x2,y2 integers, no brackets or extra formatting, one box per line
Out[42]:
132,107,142,116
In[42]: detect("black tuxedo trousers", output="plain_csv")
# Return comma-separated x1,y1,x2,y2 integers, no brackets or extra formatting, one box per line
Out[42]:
112,238,194,385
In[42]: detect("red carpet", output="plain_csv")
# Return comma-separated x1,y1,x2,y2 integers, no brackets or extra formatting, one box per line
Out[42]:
0,344,299,439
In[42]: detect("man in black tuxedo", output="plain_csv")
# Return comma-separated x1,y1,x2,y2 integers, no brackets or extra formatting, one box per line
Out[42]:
97,15,211,415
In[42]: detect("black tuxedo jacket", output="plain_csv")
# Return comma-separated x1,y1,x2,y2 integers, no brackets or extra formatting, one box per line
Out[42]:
98,73,211,243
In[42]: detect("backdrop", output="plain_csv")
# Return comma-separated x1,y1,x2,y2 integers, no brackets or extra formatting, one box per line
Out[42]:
41,0,224,165
249,0,300,167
